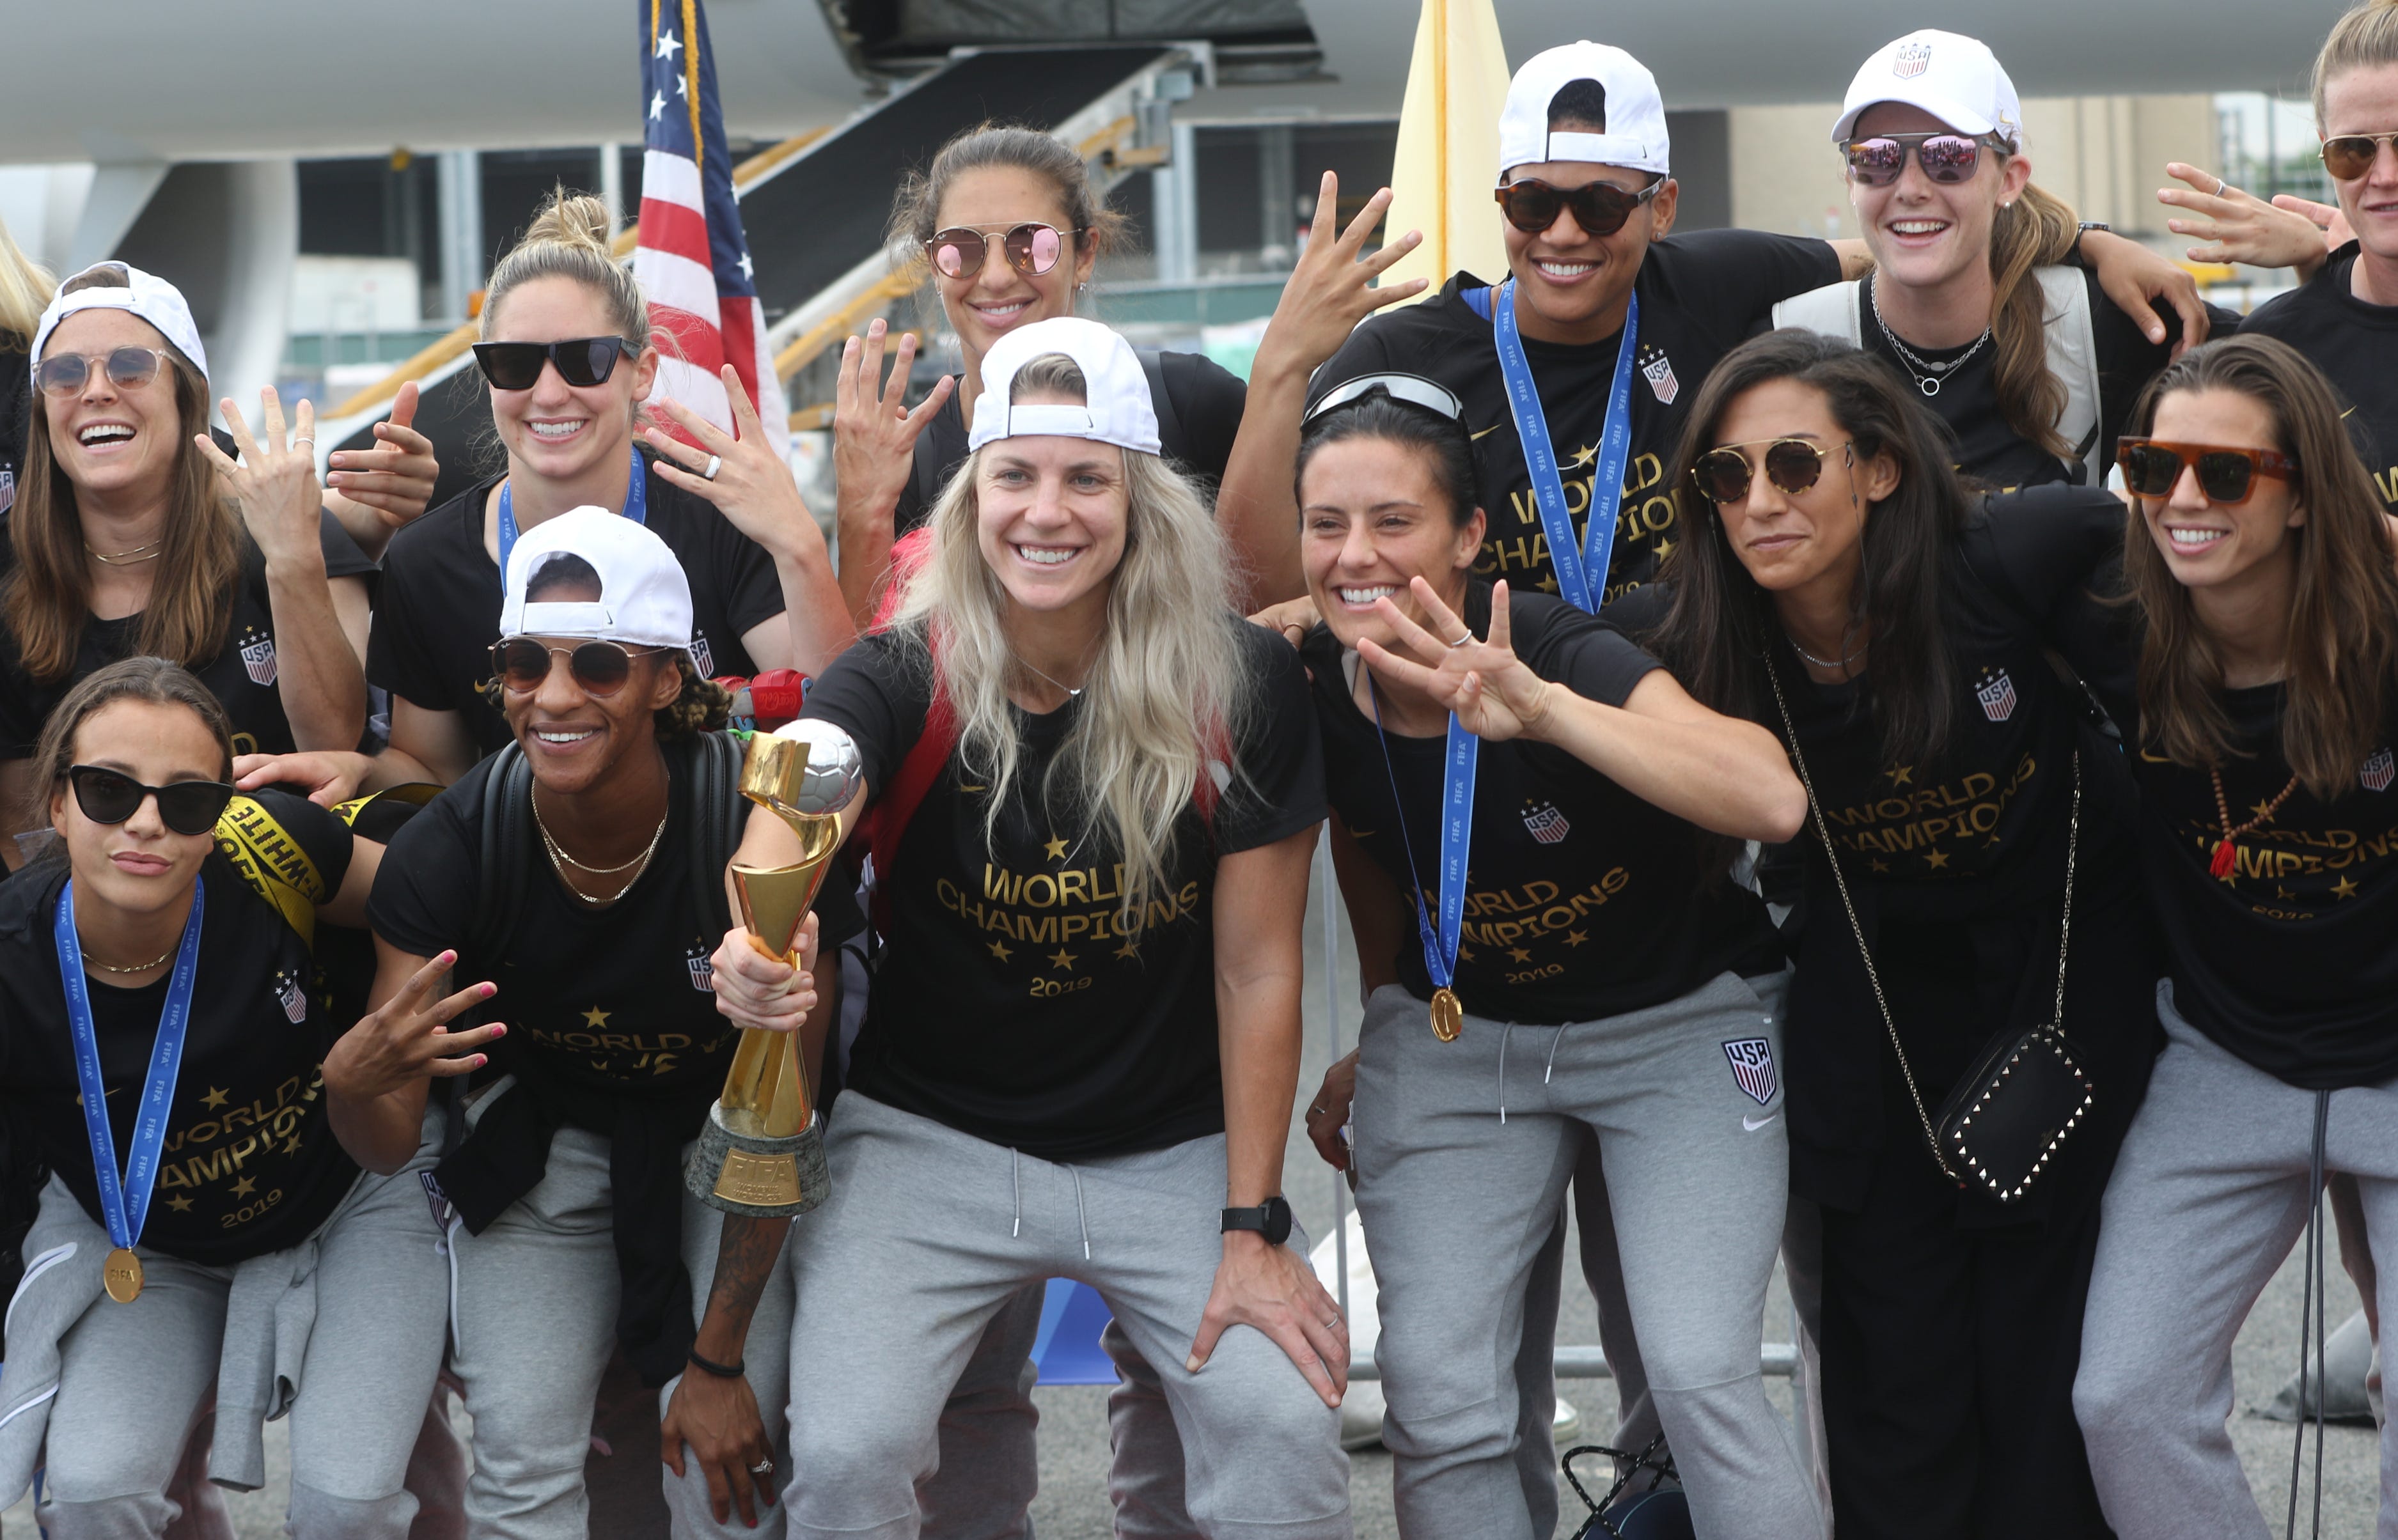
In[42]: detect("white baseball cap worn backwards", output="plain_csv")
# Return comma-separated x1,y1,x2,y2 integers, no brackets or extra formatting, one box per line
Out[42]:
968,316,1162,457
500,506,694,652
1832,29,2024,148
1497,42,1672,180
29,262,209,385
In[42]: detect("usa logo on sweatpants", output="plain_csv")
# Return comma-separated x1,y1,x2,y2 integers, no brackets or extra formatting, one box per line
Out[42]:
1723,1038,1778,1105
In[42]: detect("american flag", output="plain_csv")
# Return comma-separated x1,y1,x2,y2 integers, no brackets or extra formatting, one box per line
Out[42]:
634,0,787,458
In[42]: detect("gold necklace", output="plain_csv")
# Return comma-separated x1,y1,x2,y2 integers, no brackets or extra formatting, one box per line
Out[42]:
531,789,670,904
84,540,163,566
81,945,173,974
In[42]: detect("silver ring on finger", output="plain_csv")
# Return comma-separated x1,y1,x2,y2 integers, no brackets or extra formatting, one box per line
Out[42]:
702,454,723,481
750,1458,774,1475
2216,176,2230,198
1448,633,1472,649
292,437,315,449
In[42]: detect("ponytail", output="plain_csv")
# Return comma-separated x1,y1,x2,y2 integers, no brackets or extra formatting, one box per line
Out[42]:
1984,180,2081,462
2314,1,2398,125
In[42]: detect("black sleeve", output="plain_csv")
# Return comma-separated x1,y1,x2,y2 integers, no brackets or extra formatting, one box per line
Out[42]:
1217,623,1327,856
812,865,866,950
0,635,38,760
1657,229,1845,323
317,510,379,581
1516,595,1661,708
710,510,787,644
796,633,928,805
365,527,457,710
1598,582,1673,641
244,786,357,898
365,781,482,960
1161,351,1250,486
1964,485,2128,627
2087,269,2243,463
1304,315,1402,410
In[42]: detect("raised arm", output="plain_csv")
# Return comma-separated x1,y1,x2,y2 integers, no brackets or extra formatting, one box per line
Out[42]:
325,940,505,1174
832,320,955,630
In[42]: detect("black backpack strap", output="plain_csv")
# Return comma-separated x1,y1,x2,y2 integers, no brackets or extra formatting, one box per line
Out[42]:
1136,347,1182,458
473,743,533,961
685,729,742,942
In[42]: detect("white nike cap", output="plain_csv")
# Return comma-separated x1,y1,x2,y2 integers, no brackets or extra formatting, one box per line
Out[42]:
1831,29,2025,148
500,506,694,651
29,261,208,384
969,315,1162,457
1496,42,1671,180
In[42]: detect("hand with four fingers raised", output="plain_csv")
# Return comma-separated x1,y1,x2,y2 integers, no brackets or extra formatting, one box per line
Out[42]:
643,366,822,563
196,388,325,572
831,318,955,620
325,949,505,1172
1358,577,1556,742
2159,163,2351,282
1252,172,1427,387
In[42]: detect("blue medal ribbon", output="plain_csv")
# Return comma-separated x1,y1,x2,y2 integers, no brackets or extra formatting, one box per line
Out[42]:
53,876,207,1261
1368,681,1478,1023
1488,278,1640,614
498,446,648,580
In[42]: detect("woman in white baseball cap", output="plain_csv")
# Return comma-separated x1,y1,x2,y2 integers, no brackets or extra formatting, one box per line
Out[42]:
328,508,858,1537
0,263,381,855
705,316,1349,1536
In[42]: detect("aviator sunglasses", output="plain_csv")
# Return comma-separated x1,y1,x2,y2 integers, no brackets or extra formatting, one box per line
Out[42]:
923,222,1083,281
1691,438,1855,504
1493,177,1661,238
471,337,639,392
36,347,176,398
1842,132,2009,187
490,637,667,697
2321,130,2398,181
67,766,236,837
2115,439,2299,506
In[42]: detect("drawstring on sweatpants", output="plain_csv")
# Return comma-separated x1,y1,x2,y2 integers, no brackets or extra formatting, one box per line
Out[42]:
2287,1089,2332,1540
1010,1148,1022,1238
1069,1165,1092,1260
1544,1023,1569,1085
1498,1020,1518,1123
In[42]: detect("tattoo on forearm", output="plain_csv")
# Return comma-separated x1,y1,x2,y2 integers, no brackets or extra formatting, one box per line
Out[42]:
703,1215,790,1333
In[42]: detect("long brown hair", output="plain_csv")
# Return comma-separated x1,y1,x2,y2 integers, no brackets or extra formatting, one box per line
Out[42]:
2120,334,2398,799
3,279,240,683
1645,329,1967,770
1983,178,2081,462
22,655,234,839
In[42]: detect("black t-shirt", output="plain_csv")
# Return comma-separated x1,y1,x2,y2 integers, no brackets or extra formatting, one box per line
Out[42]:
0,513,377,759
893,348,1250,539
2238,244,2398,512
368,743,860,1101
368,465,785,758
1304,586,1780,1025
1850,271,2226,492
0,346,26,521
803,622,1324,1160
0,789,361,1266
1309,233,1842,606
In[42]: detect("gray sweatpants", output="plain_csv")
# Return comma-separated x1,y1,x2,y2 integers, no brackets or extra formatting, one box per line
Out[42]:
35,1156,449,1539
1351,972,1822,1540
2076,982,2398,1540
779,1091,1352,1540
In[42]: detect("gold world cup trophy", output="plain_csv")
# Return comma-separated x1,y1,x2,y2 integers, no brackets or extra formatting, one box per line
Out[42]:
684,719,862,1217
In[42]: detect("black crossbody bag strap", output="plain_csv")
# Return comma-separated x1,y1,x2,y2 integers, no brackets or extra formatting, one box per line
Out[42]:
1136,347,1182,456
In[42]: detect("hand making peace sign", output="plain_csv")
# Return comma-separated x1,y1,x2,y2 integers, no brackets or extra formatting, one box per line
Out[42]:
1356,577,1558,742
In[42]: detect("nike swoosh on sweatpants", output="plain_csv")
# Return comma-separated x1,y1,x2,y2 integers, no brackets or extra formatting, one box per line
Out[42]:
1743,1113,1780,1132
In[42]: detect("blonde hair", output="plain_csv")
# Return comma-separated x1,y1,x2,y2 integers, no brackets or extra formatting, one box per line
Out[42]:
0,214,54,346
888,354,1250,919
482,188,648,346
1984,178,2083,463
2314,1,2398,123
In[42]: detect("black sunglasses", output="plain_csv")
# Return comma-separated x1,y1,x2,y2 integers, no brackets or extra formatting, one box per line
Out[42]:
1842,132,2009,188
471,337,639,392
1493,177,1661,238
490,637,667,697
1691,439,1854,504
36,346,176,398
2115,439,2299,506
923,223,1082,280
67,766,235,837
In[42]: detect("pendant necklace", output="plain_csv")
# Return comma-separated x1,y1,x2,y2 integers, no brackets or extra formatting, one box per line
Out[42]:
1869,281,1991,398
2206,767,2300,880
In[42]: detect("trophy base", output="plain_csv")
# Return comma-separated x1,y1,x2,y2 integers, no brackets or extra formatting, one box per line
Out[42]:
685,1102,831,1218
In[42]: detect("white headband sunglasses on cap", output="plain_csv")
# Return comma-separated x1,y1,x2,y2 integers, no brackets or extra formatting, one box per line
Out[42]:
1305,373,1466,426
28,261,209,389
968,316,1163,456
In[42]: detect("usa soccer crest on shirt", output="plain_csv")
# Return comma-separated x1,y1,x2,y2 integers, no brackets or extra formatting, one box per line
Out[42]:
687,942,716,992
1522,800,1572,844
238,626,278,687
273,968,308,1024
1974,667,2017,724
1638,345,1679,405
1723,1038,1778,1106
2364,746,2394,793
691,632,714,680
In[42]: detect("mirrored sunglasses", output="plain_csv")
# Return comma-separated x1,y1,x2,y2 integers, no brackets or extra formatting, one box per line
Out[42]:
1842,132,2003,187
923,223,1079,280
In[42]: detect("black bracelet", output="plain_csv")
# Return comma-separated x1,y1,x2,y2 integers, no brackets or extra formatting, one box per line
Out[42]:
687,1348,746,1380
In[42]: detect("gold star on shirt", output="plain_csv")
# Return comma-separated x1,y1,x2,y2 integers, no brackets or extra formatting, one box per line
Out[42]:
1925,849,1950,869
1508,947,1534,963
1567,443,1598,468
2334,875,2360,900
2251,800,2279,821
231,1176,256,1198
1870,858,1892,873
583,1007,610,1028
988,939,1014,962
166,1194,193,1213
1457,944,1477,962
1043,834,1070,861
1048,948,1078,970
1115,939,1141,960
1888,766,1915,786
283,1132,303,1155
1535,574,1560,594
1563,930,1588,948
201,1086,229,1110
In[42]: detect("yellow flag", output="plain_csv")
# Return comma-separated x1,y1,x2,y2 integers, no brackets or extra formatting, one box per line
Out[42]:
1381,0,1512,303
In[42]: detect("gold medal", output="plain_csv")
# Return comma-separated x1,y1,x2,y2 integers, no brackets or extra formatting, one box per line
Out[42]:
1430,987,1464,1043
103,1247,143,1303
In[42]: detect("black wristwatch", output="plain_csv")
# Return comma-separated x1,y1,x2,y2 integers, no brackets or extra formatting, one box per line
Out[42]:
2072,222,2111,270
1222,1195,1294,1245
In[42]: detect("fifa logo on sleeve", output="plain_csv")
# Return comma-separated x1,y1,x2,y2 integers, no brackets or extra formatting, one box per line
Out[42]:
239,626,278,687
1723,1038,1778,1105
1974,667,2017,724
687,942,717,992
1893,41,1932,77
1521,800,1572,844
2364,746,2394,793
